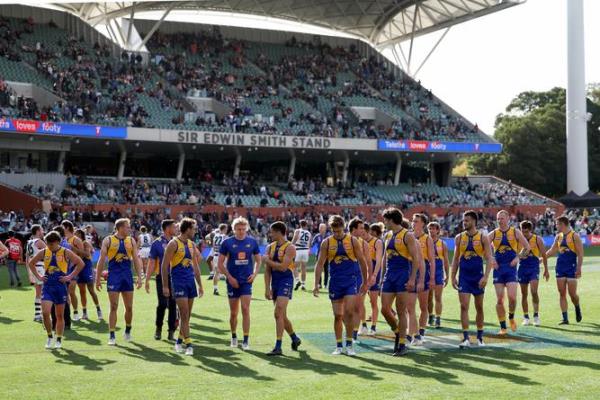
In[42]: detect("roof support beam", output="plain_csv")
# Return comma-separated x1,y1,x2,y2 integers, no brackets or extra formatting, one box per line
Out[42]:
126,2,136,45
413,27,450,78
136,2,177,51
406,2,420,75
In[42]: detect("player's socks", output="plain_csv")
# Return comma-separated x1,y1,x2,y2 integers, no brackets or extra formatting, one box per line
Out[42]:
275,338,282,350
419,328,425,337
561,311,569,323
184,337,192,348
499,320,507,330
509,313,514,320
352,330,358,341
406,335,412,343
232,333,237,340
109,331,116,339
289,332,299,342
336,340,343,349
477,330,484,341
345,337,353,348
362,322,368,329
435,316,441,328
34,297,41,319
524,313,530,319
243,334,249,345
575,305,582,322
428,314,434,325
176,336,183,345
56,336,62,343
370,325,376,332
125,326,132,335
533,312,539,318
463,331,469,341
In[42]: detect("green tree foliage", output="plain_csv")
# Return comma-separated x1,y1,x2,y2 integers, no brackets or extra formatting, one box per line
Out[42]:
469,87,600,197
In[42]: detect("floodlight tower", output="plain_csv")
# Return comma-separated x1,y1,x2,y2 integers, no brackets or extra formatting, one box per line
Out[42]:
566,0,589,195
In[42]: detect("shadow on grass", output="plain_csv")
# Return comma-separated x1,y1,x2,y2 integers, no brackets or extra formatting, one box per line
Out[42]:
193,344,274,381
64,328,103,346
0,314,23,324
53,348,116,371
119,342,189,366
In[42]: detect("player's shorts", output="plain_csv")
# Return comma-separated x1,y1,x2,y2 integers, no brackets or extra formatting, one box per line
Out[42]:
207,249,215,258
518,266,539,284
227,281,252,299
411,264,431,293
328,277,358,301
458,274,485,296
42,283,68,305
77,259,94,284
172,278,198,299
295,249,309,263
493,263,518,284
107,269,134,292
272,276,294,300
556,262,577,279
30,264,45,285
138,247,150,259
382,267,410,293
434,260,445,286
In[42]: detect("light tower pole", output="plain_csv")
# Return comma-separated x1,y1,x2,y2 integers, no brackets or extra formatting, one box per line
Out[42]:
566,0,588,195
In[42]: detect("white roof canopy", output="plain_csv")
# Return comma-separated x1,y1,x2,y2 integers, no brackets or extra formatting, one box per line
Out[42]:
44,0,524,47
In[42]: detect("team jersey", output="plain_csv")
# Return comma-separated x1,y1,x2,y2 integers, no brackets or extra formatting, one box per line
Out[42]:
212,232,227,254
107,235,134,272
268,240,294,279
458,231,484,273
416,233,432,262
27,238,44,266
149,236,170,272
384,229,412,270
43,246,68,285
557,230,577,266
170,237,195,280
139,233,152,248
220,235,260,280
433,238,444,260
326,234,358,280
311,233,330,256
491,227,518,265
295,229,312,250
520,234,541,268
367,237,383,264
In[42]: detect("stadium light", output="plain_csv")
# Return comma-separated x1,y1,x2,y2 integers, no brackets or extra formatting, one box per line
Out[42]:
28,136,34,142
105,141,110,146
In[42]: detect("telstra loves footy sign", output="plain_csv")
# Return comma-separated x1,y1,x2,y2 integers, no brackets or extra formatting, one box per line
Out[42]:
0,118,126,139
377,139,502,154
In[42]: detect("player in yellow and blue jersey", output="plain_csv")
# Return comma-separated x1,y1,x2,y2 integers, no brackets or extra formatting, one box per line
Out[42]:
488,210,530,335
408,213,436,346
62,220,86,322
546,215,584,324
364,222,384,335
161,218,203,356
95,218,143,345
218,217,261,350
380,208,423,357
27,231,84,350
74,229,102,321
263,221,302,356
451,210,495,348
518,220,549,326
313,215,369,356
427,221,449,329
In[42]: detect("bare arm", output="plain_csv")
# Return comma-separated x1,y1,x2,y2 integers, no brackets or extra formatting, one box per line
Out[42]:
515,229,531,257
312,240,328,296
65,249,84,279
482,234,494,284
352,237,369,290
130,238,143,286
0,242,8,258
95,237,110,290
450,234,461,289
545,236,560,258
442,241,450,284
81,241,92,259
405,233,422,286
193,247,203,293
426,236,436,284
291,230,299,244
537,235,549,281
373,239,384,282
574,234,584,278
160,240,177,293
71,236,86,258
264,247,273,299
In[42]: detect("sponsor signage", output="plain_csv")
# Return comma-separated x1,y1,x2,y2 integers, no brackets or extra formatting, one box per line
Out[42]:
377,139,502,154
0,118,126,139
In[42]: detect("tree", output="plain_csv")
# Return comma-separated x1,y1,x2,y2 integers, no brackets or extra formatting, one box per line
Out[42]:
469,87,600,197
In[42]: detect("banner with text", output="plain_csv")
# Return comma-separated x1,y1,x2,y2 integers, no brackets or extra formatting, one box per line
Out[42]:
378,139,502,154
0,118,126,139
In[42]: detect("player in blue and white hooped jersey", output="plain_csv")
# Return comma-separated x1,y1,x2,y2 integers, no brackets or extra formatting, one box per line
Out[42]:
138,226,153,278
292,220,312,291
26,225,46,322
210,224,228,296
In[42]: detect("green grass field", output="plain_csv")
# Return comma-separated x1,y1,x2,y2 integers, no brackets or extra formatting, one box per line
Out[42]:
1,248,599,400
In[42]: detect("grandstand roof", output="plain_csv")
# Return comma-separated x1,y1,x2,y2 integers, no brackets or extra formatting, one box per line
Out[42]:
47,0,524,47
